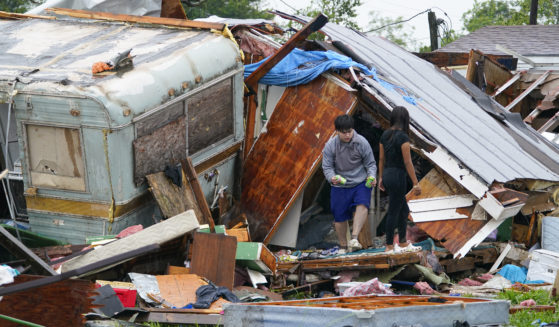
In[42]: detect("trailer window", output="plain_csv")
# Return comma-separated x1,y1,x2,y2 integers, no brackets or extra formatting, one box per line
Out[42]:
26,125,85,191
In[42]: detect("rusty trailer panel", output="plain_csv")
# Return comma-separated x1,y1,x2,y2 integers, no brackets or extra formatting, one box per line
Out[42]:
241,75,357,242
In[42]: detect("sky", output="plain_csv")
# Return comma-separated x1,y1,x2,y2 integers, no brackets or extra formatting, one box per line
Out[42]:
264,0,478,50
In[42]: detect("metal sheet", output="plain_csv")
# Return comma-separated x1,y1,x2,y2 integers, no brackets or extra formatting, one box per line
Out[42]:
240,75,357,242
223,297,510,327
280,13,559,186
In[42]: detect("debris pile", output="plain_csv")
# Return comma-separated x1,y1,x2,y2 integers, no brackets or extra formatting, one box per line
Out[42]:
1,5,559,327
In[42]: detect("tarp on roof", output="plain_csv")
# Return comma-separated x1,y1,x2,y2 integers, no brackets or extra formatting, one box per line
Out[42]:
243,48,372,87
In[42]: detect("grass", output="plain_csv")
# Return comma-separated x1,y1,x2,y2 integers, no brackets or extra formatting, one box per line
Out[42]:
496,289,559,327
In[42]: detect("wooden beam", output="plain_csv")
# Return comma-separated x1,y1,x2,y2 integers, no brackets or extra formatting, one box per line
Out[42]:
45,8,224,30
0,226,56,276
505,70,551,111
181,158,215,231
0,10,55,20
243,13,328,158
244,14,328,89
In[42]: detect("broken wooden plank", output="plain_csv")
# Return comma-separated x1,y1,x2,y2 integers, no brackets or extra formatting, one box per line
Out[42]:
410,209,468,223
181,158,215,231
0,10,55,20
146,172,190,218
45,8,224,30
61,210,199,273
408,195,476,212
0,225,56,276
190,232,237,289
505,70,551,111
489,243,512,273
241,75,357,243
406,169,485,255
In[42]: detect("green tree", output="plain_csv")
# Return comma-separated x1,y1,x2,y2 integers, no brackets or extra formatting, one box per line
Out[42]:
366,11,418,51
182,0,272,20
1,0,41,13
462,0,559,33
300,0,361,30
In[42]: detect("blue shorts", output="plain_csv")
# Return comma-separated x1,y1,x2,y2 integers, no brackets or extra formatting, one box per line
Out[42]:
330,181,372,222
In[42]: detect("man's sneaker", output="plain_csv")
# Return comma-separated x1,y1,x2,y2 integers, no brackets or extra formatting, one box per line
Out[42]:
348,238,362,252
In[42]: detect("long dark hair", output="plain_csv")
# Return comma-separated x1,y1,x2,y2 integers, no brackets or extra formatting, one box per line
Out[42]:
390,106,410,134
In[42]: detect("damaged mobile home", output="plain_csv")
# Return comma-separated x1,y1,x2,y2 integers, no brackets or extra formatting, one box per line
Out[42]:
0,11,244,243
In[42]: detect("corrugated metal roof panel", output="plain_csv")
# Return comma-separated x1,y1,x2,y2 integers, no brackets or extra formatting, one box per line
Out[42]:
285,13,559,185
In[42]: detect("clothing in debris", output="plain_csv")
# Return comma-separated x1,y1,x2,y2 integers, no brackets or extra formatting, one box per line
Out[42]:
191,284,239,309
378,106,421,247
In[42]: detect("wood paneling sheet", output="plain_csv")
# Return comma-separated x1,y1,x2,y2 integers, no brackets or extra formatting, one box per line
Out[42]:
190,232,237,289
407,168,487,254
0,275,96,327
133,116,186,185
241,76,357,242
188,78,233,154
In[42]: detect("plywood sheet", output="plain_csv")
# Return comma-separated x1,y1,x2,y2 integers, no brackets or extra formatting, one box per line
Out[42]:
146,171,203,221
190,232,237,289
407,168,487,254
155,274,228,310
241,76,357,242
133,116,186,185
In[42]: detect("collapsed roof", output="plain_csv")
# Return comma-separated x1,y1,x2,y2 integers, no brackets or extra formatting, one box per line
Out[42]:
240,12,559,257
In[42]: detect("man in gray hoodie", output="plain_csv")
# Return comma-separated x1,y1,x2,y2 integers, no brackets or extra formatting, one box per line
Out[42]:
322,115,377,252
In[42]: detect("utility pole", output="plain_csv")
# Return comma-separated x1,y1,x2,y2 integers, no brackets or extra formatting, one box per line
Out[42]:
428,11,438,51
529,0,538,25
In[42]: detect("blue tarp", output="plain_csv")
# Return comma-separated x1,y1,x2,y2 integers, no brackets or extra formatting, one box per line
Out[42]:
498,264,545,284
244,48,417,105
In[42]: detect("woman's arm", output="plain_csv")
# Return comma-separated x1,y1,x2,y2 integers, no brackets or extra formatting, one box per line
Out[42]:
401,142,421,195
378,143,385,191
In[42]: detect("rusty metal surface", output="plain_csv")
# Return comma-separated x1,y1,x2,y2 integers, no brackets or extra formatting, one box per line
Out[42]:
241,76,356,242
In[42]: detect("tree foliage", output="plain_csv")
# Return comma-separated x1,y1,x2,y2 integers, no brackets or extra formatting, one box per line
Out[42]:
366,11,417,51
299,0,361,30
0,0,40,13
462,0,559,33
182,0,272,20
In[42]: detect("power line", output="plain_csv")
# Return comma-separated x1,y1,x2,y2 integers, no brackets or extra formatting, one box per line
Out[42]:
367,9,431,32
